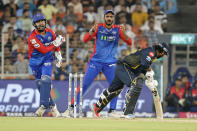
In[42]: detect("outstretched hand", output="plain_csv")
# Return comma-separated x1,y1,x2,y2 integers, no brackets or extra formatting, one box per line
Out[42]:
89,24,98,35
119,24,126,32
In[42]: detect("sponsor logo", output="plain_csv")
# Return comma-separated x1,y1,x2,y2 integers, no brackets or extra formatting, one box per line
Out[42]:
179,112,197,118
112,31,117,35
44,62,52,66
149,52,154,57
0,84,39,112
48,36,52,41
30,39,36,44
146,56,151,62
34,44,40,48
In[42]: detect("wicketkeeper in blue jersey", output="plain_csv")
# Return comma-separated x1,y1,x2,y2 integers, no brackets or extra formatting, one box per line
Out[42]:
27,14,65,117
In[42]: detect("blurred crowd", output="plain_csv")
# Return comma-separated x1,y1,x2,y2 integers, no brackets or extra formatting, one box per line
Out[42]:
0,0,176,80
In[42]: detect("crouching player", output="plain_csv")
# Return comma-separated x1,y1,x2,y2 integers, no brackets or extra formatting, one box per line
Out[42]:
27,14,64,117
91,43,169,118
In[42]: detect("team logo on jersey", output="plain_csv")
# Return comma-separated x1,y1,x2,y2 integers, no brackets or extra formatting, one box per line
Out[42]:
48,36,52,41
112,31,117,35
44,62,52,66
34,44,40,48
146,56,151,62
149,52,154,57
99,30,107,34
30,39,36,44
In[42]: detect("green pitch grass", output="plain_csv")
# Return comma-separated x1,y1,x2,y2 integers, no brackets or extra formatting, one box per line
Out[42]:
1,117,197,131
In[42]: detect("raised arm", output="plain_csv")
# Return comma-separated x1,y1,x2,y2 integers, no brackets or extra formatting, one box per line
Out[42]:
119,24,132,46
83,24,99,43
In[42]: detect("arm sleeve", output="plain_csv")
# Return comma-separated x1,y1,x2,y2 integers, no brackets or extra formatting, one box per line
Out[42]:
119,27,132,45
140,50,152,69
83,25,99,43
28,36,55,54
48,28,61,52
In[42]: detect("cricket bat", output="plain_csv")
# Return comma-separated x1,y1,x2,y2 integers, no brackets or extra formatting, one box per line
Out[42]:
152,87,163,119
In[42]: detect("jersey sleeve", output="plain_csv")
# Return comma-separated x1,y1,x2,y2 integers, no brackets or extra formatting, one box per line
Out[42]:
47,28,61,52
118,26,132,45
28,35,55,54
140,49,153,69
83,25,99,43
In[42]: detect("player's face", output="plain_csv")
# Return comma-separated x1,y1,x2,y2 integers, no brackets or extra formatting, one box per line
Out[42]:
104,13,114,26
158,51,165,57
35,20,46,32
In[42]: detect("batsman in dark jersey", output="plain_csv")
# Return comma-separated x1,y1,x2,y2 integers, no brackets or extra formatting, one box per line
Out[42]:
91,43,169,118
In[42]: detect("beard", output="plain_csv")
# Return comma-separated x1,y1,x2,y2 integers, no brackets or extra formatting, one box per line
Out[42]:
36,25,46,32
105,19,113,26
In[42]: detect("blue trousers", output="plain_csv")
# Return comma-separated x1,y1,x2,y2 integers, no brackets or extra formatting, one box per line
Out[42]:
30,60,54,108
83,60,118,110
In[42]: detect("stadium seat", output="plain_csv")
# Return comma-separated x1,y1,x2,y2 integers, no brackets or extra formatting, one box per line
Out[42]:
172,67,192,84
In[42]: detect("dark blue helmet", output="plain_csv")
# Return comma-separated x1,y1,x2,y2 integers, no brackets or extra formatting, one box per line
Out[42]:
154,42,169,56
32,13,46,25
158,42,169,55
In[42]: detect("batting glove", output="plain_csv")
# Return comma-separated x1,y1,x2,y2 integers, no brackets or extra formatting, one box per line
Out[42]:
145,70,155,81
145,79,158,91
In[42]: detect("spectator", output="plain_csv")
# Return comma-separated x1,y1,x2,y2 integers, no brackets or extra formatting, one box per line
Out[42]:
2,16,18,33
125,0,136,10
116,39,128,59
165,76,185,112
153,2,167,32
16,2,33,18
13,53,29,74
143,20,161,47
52,17,66,35
5,27,14,51
114,0,129,14
130,0,147,13
18,0,37,13
17,9,32,32
68,0,83,14
140,14,163,34
4,46,12,60
38,0,58,21
182,73,192,96
12,39,28,60
1,7,11,25
192,81,197,106
4,0,18,16
55,0,66,18
84,6,97,23
131,3,148,27
63,4,78,26
12,36,23,51
4,58,14,74
115,5,132,25
77,15,88,33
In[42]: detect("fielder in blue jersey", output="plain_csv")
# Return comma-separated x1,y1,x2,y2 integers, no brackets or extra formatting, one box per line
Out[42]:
66,10,132,116
27,13,65,117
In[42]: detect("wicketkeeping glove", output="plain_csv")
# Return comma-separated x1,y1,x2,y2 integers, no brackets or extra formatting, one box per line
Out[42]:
55,51,62,68
53,35,65,47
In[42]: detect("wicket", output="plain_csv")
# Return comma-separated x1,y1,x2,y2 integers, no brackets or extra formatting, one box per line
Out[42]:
67,73,84,118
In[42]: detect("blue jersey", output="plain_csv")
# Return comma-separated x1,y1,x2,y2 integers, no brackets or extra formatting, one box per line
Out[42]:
27,28,60,66
83,23,132,63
